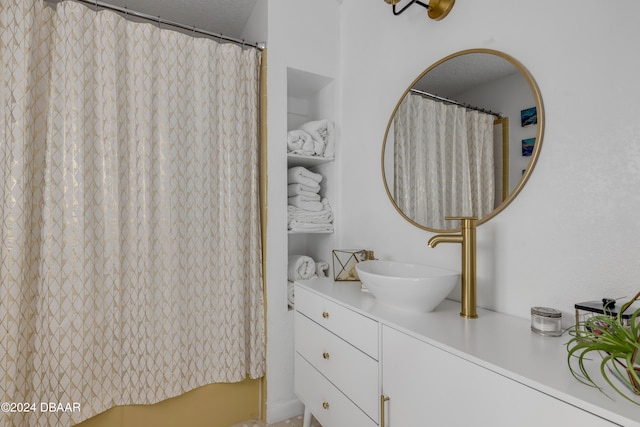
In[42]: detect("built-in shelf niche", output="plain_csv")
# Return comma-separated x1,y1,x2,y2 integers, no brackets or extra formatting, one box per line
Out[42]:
286,67,337,309
287,68,334,128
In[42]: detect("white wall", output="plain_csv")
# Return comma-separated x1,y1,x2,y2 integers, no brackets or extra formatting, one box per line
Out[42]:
338,0,640,321
261,0,640,420
264,0,341,422
240,0,267,46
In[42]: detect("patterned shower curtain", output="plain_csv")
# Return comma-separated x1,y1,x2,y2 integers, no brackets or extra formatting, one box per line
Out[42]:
394,94,495,230
0,1,264,426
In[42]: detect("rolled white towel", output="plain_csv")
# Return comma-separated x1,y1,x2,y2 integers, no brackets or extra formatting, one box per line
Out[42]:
288,255,316,281
316,261,329,278
287,130,315,155
288,166,323,187
287,281,295,307
300,120,335,159
288,183,321,198
288,195,324,212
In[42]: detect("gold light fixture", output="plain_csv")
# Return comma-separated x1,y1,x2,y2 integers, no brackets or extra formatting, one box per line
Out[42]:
384,0,455,21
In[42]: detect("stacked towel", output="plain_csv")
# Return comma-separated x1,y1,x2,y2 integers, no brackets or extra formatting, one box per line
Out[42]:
287,166,334,232
288,199,334,232
288,166,323,187
288,182,321,197
286,119,335,159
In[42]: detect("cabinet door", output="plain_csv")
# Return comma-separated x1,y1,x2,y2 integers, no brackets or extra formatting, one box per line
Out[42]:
381,326,616,427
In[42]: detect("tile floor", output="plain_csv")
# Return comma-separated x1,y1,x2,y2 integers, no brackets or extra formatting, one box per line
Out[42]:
229,414,322,427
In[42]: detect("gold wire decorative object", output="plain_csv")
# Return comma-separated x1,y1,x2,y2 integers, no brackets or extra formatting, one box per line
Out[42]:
332,249,367,281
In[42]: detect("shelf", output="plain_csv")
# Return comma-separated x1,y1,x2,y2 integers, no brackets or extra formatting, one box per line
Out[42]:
286,68,336,276
287,153,334,168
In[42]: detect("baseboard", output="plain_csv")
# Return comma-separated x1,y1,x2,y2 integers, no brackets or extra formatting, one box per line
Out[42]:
266,398,305,424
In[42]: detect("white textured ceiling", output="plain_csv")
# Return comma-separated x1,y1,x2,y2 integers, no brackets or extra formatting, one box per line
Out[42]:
414,53,519,98
104,0,258,39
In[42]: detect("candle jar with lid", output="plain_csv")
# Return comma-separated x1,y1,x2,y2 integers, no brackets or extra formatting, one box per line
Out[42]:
531,306,563,336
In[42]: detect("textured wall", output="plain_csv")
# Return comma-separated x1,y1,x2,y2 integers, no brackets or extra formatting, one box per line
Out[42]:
337,0,640,321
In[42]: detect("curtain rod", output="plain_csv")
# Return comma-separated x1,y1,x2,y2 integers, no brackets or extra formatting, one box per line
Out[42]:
52,0,265,51
410,88,502,118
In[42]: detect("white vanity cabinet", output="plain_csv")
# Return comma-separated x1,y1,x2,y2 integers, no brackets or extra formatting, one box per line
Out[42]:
294,279,640,427
381,325,617,427
294,286,379,427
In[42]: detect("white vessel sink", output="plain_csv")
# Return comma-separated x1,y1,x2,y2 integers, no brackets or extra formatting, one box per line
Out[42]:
356,260,459,313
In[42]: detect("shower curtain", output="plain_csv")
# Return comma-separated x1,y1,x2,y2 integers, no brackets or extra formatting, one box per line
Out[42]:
394,94,495,230
0,1,264,426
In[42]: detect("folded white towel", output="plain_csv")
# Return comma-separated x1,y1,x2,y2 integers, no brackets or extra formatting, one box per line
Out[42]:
288,195,324,212
288,183,320,198
289,189,320,200
289,190,320,200
288,166,323,187
288,255,316,281
300,120,335,159
287,210,333,225
289,182,321,193
288,209,333,224
287,130,315,155
289,217,333,228
288,200,333,232
288,198,333,223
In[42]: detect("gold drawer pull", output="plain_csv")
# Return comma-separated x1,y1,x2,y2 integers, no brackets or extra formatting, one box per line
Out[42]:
322,352,330,360
322,401,330,410
322,311,329,319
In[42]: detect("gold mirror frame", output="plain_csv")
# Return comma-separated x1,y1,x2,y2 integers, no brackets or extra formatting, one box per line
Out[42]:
381,48,545,232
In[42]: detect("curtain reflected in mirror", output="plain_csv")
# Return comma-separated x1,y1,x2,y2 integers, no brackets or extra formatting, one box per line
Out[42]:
382,49,544,232
393,94,496,230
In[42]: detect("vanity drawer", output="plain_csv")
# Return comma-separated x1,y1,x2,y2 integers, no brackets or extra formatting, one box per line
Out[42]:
295,312,379,420
295,285,379,359
295,354,377,427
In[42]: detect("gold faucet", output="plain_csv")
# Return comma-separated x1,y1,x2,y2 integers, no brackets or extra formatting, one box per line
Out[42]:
427,217,478,319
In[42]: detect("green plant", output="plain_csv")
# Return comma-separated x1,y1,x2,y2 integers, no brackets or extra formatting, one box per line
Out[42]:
566,291,640,405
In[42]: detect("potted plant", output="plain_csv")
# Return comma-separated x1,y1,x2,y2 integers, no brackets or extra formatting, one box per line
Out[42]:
566,291,640,404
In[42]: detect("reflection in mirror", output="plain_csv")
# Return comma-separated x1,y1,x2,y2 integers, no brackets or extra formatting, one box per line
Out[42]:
382,49,544,232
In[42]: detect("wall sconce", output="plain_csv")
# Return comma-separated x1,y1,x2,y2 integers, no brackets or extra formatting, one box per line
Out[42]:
384,0,455,21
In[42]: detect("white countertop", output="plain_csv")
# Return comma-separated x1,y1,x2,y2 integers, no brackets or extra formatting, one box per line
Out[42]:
295,278,640,427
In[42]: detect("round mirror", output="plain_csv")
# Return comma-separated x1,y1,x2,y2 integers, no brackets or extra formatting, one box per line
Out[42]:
382,48,544,232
